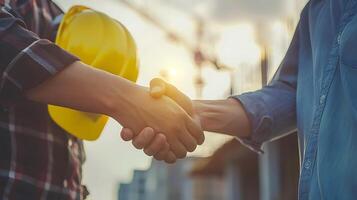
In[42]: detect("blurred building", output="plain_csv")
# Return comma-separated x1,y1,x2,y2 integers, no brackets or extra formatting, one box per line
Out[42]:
118,134,299,200
118,183,130,200
191,139,259,200
118,158,225,200
118,170,147,200
192,133,300,200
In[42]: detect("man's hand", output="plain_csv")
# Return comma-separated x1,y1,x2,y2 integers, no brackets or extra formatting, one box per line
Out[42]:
120,78,204,163
148,78,251,137
150,78,195,116
121,127,177,163
121,78,253,162
110,84,204,159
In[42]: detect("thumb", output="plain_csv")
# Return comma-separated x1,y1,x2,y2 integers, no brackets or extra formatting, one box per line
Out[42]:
150,78,193,116
150,78,167,98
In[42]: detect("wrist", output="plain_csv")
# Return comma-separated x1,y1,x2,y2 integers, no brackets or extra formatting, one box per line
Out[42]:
192,99,251,137
99,74,141,119
226,98,251,138
192,100,206,130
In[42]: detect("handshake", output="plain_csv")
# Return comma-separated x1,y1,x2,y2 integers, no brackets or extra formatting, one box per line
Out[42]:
118,78,204,163
27,61,250,164
97,74,251,164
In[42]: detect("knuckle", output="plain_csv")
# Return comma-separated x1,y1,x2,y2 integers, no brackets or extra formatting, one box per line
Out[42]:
156,135,167,147
164,151,177,163
143,128,154,140
150,145,160,155
195,133,204,144
163,143,170,151
187,143,197,152
165,157,176,164
151,77,162,84
198,135,205,145
193,127,203,135
133,140,143,149
154,154,165,161
176,150,187,159
144,148,154,156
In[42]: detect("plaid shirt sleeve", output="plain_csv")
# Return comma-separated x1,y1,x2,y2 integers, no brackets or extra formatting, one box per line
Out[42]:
0,6,79,104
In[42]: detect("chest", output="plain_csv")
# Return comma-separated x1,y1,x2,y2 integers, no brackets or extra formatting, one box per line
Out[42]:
298,1,357,92
296,0,357,132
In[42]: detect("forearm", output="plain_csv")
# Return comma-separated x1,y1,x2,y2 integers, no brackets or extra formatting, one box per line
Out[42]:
193,98,251,138
26,61,134,117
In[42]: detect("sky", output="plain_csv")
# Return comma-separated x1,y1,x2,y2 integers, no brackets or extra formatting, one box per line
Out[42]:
53,0,304,199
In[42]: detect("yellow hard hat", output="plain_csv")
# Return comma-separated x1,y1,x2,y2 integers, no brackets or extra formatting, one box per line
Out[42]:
48,5,139,140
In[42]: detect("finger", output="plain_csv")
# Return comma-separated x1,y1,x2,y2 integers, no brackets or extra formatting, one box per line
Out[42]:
150,78,167,98
177,129,197,152
143,134,168,156
152,143,170,160
120,128,135,141
164,151,177,164
167,136,187,159
150,78,193,115
186,116,205,145
132,127,155,149
154,150,168,161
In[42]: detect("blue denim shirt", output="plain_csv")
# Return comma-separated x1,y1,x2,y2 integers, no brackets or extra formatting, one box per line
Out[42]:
234,0,357,199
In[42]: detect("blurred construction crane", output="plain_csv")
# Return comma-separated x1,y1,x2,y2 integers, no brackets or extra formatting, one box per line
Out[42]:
118,0,234,97
117,0,303,98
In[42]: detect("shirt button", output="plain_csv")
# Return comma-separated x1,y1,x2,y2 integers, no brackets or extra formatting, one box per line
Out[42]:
337,34,342,44
304,160,312,169
319,95,326,104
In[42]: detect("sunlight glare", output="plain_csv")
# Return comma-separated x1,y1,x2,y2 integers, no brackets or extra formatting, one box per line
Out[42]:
168,68,178,78
217,23,261,68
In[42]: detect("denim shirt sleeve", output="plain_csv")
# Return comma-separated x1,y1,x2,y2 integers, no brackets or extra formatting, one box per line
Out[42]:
231,21,300,153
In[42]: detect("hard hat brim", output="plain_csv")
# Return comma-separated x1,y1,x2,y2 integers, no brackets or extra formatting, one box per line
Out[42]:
48,105,108,141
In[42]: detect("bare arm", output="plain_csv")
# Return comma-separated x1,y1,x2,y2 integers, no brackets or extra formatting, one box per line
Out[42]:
27,61,129,116
193,99,251,138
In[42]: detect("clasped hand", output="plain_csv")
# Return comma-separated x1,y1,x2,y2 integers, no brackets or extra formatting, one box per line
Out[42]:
120,78,201,163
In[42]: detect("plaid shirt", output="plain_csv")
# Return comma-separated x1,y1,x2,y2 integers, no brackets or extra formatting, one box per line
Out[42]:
0,0,87,199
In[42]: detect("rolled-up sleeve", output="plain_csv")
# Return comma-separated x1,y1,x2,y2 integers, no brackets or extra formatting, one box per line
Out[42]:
0,7,79,104
232,21,300,153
